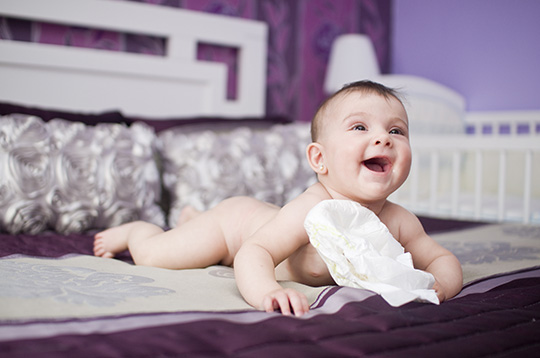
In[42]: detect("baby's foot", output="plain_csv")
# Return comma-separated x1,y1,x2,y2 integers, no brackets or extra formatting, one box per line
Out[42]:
93,225,131,258
176,206,202,227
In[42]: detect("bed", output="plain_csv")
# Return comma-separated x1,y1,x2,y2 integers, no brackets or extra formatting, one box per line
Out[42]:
1,1,540,357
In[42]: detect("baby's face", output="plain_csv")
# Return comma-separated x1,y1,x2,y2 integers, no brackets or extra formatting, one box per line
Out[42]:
318,92,411,204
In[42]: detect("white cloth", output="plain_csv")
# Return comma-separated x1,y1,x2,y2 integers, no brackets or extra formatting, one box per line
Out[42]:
304,200,439,306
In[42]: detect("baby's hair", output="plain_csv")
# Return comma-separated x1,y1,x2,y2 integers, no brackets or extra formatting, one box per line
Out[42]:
311,80,403,142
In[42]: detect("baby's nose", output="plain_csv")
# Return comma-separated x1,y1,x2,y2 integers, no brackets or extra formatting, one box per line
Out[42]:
374,134,391,146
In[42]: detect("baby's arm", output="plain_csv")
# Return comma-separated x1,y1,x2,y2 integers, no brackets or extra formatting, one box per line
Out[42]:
234,195,317,316
387,205,463,301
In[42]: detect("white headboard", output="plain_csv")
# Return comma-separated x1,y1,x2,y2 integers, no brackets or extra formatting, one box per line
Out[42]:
0,0,268,118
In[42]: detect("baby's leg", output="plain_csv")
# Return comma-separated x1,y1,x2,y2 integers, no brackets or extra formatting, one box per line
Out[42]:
176,206,201,227
94,221,163,259
95,209,231,270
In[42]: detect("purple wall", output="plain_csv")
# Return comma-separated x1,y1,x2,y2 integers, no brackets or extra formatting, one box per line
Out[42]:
392,0,540,112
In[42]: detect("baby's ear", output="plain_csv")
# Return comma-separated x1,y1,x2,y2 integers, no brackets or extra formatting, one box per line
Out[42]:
306,142,327,174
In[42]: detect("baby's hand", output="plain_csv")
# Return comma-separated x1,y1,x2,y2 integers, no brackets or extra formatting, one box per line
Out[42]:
262,288,309,317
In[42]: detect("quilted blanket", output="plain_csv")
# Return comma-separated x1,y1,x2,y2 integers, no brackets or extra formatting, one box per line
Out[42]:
1,220,539,357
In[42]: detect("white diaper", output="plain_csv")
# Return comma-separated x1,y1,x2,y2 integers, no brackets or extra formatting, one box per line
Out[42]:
304,200,439,306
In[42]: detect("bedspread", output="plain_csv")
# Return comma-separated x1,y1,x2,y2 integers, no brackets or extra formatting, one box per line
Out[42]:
1,220,540,357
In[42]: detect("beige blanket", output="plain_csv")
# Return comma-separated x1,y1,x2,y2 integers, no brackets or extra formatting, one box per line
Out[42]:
432,223,540,283
0,255,328,320
1,222,539,320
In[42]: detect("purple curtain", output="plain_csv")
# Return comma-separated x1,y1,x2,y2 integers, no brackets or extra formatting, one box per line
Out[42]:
0,0,391,122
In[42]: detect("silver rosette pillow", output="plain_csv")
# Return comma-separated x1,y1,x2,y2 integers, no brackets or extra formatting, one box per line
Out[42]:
158,122,316,228
0,114,165,234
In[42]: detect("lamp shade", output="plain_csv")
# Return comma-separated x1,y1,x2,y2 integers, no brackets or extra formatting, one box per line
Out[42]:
324,34,380,94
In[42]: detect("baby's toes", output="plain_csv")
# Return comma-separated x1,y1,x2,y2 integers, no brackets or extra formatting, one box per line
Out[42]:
102,251,114,259
93,238,105,256
93,244,104,256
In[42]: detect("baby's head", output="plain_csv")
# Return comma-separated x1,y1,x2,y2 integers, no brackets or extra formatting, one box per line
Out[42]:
307,80,411,204
311,80,405,142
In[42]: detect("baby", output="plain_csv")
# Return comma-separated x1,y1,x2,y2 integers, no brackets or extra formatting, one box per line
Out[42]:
94,80,463,316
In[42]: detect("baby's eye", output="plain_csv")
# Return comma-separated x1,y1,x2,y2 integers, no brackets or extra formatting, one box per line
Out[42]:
353,124,366,131
389,128,404,135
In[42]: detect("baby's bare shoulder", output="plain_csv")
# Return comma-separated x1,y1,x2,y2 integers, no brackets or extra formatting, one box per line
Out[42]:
302,183,332,202
267,184,330,236
380,201,424,241
246,187,329,261
281,184,329,214
381,200,412,217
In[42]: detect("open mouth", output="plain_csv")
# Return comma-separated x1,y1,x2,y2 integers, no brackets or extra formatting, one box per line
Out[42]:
362,157,391,173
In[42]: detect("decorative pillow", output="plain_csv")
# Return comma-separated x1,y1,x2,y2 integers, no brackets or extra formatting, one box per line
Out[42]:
0,114,165,234
158,122,316,227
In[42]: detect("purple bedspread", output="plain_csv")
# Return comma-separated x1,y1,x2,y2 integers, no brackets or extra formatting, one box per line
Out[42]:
1,270,539,357
0,231,132,262
1,218,539,358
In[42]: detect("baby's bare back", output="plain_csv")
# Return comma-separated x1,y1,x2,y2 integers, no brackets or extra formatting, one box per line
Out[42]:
213,197,279,265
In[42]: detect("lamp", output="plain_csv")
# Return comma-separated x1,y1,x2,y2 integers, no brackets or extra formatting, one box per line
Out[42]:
324,34,380,94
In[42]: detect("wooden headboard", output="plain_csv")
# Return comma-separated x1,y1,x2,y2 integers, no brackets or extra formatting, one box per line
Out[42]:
0,0,268,118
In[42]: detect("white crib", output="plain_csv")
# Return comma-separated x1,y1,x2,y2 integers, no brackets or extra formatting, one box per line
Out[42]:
390,123,540,225
369,75,540,225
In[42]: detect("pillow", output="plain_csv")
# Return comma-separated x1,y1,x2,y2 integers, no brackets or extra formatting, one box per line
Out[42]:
0,114,165,234
158,122,316,227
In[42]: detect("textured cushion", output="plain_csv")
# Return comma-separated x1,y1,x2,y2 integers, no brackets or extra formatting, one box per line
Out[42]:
0,114,165,234
158,122,316,227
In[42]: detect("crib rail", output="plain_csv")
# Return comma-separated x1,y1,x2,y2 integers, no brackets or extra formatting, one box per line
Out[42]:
390,135,540,224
